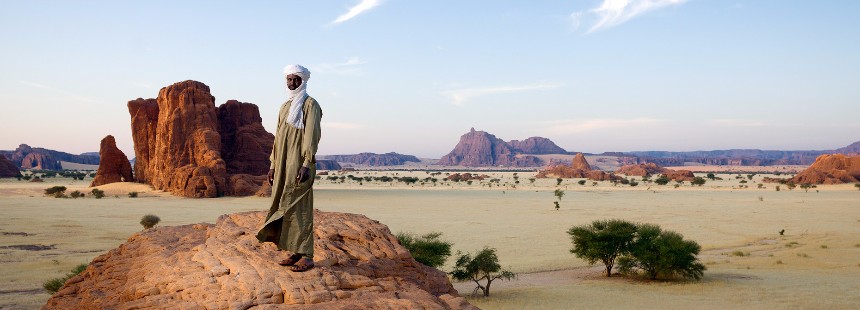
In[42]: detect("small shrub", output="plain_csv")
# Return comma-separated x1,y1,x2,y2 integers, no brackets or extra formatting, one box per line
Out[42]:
91,188,105,199
578,180,586,185
820,245,828,249
776,260,783,264
69,190,84,198
128,191,138,198
556,178,563,186
785,241,799,248
854,183,860,191
654,175,670,185
775,186,781,191
396,232,452,268
140,214,160,229
691,177,706,187
44,186,67,196
43,263,88,293
796,253,809,258
731,251,748,257
758,196,764,202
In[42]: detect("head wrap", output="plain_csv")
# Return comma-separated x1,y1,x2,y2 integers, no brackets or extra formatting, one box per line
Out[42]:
282,64,311,129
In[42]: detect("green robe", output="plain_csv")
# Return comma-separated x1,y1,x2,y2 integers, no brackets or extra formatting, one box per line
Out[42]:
256,96,322,256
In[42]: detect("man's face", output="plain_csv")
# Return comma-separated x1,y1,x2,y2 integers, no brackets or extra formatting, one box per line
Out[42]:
287,74,303,91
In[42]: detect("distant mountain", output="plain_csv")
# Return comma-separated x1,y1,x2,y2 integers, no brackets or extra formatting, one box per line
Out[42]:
437,128,548,167
833,141,860,156
621,141,860,166
508,137,567,154
321,152,420,166
0,144,100,170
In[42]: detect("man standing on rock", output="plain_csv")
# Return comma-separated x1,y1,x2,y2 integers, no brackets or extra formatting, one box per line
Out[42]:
257,64,322,272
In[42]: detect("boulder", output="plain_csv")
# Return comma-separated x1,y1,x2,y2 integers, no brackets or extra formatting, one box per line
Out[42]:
791,154,860,184
43,211,475,310
90,135,133,187
571,153,592,171
0,154,20,178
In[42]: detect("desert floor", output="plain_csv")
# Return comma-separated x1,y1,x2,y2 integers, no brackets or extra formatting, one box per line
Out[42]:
1,171,859,309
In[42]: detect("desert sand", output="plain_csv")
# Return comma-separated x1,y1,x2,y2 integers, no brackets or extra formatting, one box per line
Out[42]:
1,171,859,309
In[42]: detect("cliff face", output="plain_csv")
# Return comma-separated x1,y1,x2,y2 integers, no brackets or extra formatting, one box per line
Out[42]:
437,128,546,167
323,152,420,166
0,154,20,178
90,135,133,186
218,100,274,176
508,137,567,154
43,211,475,310
791,154,860,184
5,144,99,170
315,159,342,170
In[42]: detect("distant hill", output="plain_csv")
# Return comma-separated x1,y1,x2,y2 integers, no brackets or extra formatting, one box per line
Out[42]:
621,140,860,166
833,141,860,156
0,144,99,170
436,128,551,167
321,152,420,166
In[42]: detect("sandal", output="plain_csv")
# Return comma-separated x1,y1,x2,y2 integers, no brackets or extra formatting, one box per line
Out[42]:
278,254,303,266
289,258,314,272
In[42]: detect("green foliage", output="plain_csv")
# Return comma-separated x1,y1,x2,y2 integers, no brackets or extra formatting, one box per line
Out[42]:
43,263,88,293
91,188,105,199
140,214,160,229
567,219,638,277
855,183,860,190
577,180,586,185
706,173,716,180
44,186,67,196
691,177,706,186
617,224,706,280
69,191,85,198
450,247,516,297
396,231,452,268
556,178,563,186
654,175,670,185
22,175,32,181
128,191,138,198
554,189,565,201
528,178,536,184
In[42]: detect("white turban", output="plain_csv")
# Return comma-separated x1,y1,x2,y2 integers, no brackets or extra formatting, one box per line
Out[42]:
283,64,311,129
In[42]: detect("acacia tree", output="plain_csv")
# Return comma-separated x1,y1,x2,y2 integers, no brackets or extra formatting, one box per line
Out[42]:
396,231,452,268
567,219,637,277
618,224,705,280
449,247,516,297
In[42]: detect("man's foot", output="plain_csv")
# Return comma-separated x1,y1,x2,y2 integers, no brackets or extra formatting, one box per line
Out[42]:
278,254,303,266
289,257,314,272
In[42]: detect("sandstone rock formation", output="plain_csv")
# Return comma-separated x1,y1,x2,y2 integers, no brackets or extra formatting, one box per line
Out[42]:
128,81,226,198
0,154,20,178
315,159,342,170
90,135,133,187
508,137,567,154
437,128,545,167
323,152,420,166
662,169,696,182
4,144,99,170
614,163,696,182
43,211,475,310
790,154,860,184
535,153,621,181
218,100,274,176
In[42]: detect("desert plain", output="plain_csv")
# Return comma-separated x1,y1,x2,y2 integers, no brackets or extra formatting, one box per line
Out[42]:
1,170,859,309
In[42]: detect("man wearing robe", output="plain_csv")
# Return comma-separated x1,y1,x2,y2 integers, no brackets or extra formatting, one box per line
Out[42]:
256,64,322,272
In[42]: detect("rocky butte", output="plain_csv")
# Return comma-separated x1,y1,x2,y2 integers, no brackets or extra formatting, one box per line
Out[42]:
535,153,619,181
789,154,860,184
90,135,134,187
2,144,99,170
437,128,549,167
43,211,475,309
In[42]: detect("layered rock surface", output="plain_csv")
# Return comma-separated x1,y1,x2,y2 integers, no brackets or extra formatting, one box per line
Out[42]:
43,211,475,310
90,135,133,186
323,152,420,166
790,154,860,184
0,154,20,178
437,128,544,167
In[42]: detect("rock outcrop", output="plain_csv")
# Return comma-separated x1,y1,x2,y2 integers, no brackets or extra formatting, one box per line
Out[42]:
0,154,20,178
508,137,567,154
90,135,133,186
128,81,227,198
790,154,860,184
43,211,475,310
4,144,99,170
218,100,274,176
315,160,342,170
437,128,545,167
322,152,420,166
536,153,621,181
614,163,696,182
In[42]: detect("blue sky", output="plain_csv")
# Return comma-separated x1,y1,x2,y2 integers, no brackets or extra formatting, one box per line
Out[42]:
1,0,858,158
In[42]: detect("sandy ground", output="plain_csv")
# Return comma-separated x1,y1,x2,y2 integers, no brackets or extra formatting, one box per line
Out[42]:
1,172,859,309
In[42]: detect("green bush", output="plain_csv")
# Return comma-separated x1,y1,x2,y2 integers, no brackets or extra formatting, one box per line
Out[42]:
91,188,105,199
128,191,138,198
855,183,860,190
567,219,638,277
654,175,670,185
556,178,563,186
396,232,452,268
43,263,88,293
450,247,516,297
618,224,706,280
140,214,161,229
44,186,67,196
691,177,706,186
69,190,84,198
577,180,586,185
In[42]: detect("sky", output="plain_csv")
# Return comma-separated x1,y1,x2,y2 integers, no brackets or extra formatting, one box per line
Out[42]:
1,0,858,158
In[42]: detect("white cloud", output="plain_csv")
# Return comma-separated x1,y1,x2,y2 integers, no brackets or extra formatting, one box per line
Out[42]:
572,0,688,34
323,121,364,130
20,80,50,89
544,118,665,134
331,0,383,25
316,57,367,75
442,83,562,105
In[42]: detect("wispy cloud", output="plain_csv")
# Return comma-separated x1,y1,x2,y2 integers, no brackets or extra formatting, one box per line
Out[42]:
330,0,383,25
442,83,562,105
708,119,767,127
544,118,665,134
571,0,688,34
323,121,364,130
20,80,99,103
20,81,50,89
316,57,367,75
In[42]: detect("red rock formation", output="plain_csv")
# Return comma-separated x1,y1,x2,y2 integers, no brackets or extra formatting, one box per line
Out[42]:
0,154,20,178
127,81,226,198
225,174,268,196
437,128,545,167
508,137,567,154
614,163,695,182
43,211,475,310
535,153,621,181
315,159,342,170
218,100,274,176
90,135,133,187
8,144,99,170
571,153,592,171
662,169,696,182
791,154,860,184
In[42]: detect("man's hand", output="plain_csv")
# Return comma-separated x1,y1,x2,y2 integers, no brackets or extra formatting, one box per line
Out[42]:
296,167,310,183
267,169,275,185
